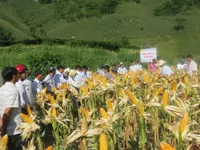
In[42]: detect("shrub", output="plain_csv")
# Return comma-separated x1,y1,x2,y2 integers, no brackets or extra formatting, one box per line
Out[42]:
27,52,61,78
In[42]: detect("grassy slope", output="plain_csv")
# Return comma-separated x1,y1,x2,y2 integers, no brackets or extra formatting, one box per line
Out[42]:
0,2,32,40
1,0,200,61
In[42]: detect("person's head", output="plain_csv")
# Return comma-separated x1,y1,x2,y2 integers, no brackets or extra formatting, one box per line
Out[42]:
153,59,157,64
82,65,88,73
103,65,110,73
120,62,124,68
75,65,82,72
15,65,27,81
57,65,65,74
99,64,104,69
2,66,18,83
187,55,193,62
112,64,117,68
137,61,141,65
24,65,30,76
35,72,43,81
49,67,56,76
131,61,135,65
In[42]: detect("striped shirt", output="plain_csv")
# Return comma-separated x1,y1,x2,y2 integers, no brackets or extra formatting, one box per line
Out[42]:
0,82,22,135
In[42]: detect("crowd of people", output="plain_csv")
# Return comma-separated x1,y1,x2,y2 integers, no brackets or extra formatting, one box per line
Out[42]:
0,54,198,149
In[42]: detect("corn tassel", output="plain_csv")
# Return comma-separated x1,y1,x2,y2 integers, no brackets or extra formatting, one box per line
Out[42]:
160,142,176,150
179,112,189,134
162,90,169,108
100,108,108,119
52,108,57,118
20,113,33,124
26,104,32,116
100,133,108,150
48,94,56,104
127,90,138,105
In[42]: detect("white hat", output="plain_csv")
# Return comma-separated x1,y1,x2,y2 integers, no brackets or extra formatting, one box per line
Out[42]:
120,62,124,65
64,68,70,73
158,60,166,66
69,69,77,77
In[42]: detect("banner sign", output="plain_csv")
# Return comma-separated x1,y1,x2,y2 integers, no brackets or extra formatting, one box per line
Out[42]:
140,48,157,63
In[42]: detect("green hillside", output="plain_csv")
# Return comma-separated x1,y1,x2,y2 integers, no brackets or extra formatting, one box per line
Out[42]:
0,0,200,60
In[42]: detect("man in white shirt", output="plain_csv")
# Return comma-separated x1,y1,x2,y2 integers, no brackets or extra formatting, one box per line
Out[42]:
54,66,67,88
23,66,32,107
177,58,187,70
159,60,174,77
32,72,43,99
117,62,128,75
15,65,31,111
74,65,85,84
187,55,198,75
0,66,22,149
97,65,104,75
43,67,56,91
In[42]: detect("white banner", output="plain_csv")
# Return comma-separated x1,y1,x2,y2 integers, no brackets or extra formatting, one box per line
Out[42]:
140,48,157,63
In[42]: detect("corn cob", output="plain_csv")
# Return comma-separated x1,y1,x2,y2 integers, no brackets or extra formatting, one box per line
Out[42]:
100,133,108,150
143,74,149,83
183,76,189,85
107,99,113,112
160,142,176,150
80,86,88,95
179,112,189,134
119,88,126,97
52,108,57,118
154,87,163,97
43,87,47,95
48,94,56,104
2,134,8,147
172,79,177,92
100,108,108,119
81,107,90,120
162,90,169,108
127,90,138,105
20,113,33,124
26,104,32,116
46,146,53,150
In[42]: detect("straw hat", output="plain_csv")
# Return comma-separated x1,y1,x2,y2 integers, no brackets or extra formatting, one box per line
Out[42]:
158,60,166,66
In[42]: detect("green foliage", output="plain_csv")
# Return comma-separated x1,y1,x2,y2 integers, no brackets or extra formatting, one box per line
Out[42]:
27,52,61,77
0,27,14,46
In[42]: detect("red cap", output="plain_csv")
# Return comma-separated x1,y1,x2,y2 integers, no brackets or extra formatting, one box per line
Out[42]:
15,65,26,73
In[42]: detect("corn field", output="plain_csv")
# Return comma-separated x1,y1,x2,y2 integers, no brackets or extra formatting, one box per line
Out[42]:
3,69,200,150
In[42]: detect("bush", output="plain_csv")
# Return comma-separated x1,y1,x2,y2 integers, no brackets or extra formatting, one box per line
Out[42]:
0,27,15,46
173,25,184,31
27,52,61,78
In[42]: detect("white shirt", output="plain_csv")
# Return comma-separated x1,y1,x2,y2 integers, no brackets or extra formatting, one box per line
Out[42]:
117,67,128,74
68,76,83,88
97,69,104,75
177,63,187,70
32,78,43,98
188,61,198,75
54,70,67,88
74,71,85,84
129,64,142,72
15,80,30,108
43,74,54,91
23,78,32,106
0,82,22,135
162,65,174,76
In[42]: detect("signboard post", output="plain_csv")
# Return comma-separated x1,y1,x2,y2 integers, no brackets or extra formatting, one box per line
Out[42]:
140,48,157,63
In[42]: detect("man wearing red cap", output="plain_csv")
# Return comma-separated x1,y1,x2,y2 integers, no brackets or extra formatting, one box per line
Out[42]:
15,65,31,114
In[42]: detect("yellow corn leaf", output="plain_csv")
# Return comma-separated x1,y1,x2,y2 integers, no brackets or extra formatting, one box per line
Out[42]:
56,93,60,101
127,90,138,105
81,107,90,120
52,108,57,118
20,113,33,124
62,92,66,101
86,79,94,89
179,112,189,134
48,94,56,104
162,90,169,108
160,142,176,150
100,133,108,150
100,108,108,119
107,99,113,112
26,104,32,116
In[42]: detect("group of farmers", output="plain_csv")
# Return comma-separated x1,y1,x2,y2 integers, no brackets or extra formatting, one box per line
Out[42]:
0,54,198,149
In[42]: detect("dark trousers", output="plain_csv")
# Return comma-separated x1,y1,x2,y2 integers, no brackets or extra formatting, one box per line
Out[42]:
8,134,22,150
